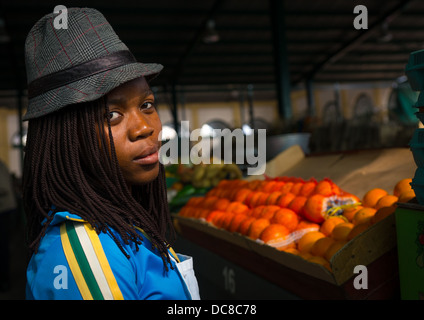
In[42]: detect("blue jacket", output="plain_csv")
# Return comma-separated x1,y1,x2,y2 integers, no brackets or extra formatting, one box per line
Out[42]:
26,210,195,300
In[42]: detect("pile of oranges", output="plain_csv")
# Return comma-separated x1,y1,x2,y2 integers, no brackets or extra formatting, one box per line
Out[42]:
178,177,416,273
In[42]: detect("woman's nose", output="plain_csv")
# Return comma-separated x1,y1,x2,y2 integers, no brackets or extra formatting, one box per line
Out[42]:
128,111,154,141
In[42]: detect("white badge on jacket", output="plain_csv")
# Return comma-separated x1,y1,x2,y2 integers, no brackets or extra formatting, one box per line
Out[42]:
174,253,200,300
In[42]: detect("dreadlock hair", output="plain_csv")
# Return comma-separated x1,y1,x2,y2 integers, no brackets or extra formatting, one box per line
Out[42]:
22,96,176,270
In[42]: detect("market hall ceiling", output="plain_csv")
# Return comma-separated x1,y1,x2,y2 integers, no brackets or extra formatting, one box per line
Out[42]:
0,0,422,92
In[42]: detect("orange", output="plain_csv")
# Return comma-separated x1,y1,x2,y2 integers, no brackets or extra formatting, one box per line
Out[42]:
247,218,271,240
307,255,332,272
203,196,219,209
282,247,299,255
205,210,224,222
297,231,326,253
375,195,398,210
331,222,354,241
371,206,396,224
262,181,278,193
298,252,313,260
233,189,252,204
398,189,416,203
324,240,348,261
303,193,328,223
313,180,333,197
271,208,300,231
256,193,272,206
279,182,294,195
319,216,345,236
248,191,265,208
343,205,363,222
299,180,318,198
393,178,413,197
362,188,388,208
237,217,256,235
228,213,249,233
259,224,290,243
221,213,236,230
347,222,371,241
251,206,266,218
260,205,281,220
226,201,249,215
213,198,231,211
266,192,283,206
296,220,320,232
310,237,335,257
290,182,304,195
352,207,376,226
288,196,308,215
277,192,296,208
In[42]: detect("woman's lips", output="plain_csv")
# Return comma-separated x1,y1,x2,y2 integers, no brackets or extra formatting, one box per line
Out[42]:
133,151,159,165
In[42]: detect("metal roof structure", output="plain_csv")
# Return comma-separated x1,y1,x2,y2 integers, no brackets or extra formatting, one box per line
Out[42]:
0,0,422,116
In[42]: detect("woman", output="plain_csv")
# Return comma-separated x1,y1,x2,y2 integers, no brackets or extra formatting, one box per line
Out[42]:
23,7,199,300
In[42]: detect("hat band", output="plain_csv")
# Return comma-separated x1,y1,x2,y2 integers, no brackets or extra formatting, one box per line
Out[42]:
27,50,137,99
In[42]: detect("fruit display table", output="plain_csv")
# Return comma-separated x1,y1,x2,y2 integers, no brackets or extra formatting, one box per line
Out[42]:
174,215,399,299
172,147,417,299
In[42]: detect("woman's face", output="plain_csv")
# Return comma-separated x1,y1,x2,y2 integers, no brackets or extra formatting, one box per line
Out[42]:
105,76,162,186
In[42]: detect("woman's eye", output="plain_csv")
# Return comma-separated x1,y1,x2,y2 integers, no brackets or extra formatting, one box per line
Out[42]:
142,101,155,110
108,111,120,121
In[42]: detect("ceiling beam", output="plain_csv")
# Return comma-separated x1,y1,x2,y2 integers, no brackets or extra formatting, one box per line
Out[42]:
296,0,414,85
171,0,225,85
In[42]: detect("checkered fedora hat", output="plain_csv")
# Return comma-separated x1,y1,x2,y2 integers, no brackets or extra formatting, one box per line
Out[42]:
23,7,163,120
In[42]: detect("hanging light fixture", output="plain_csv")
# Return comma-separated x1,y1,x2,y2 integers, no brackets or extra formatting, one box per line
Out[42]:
203,19,220,44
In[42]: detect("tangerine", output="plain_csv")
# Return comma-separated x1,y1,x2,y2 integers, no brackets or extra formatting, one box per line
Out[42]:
362,188,388,208
259,224,290,243
237,217,256,235
393,178,413,197
324,240,348,261
271,208,300,231
233,188,253,204
290,182,304,195
282,247,300,255
375,195,398,210
296,220,320,232
313,180,333,196
277,192,296,208
310,236,335,257
266,192,283,205
307,255,332,272
288,196,308,215
299,180,318,197
247,218,271,240
371,206,396,224
213,198,231,211
343,205,363,222
228,213,249,233
347,221,371,240
221,212,236,230
226,201,249,215
260,205,281,220
279,182,294,195
319,217,345,236
331,222,354,241
303,193,327,223
297,231,326,253
352,207,376,226
398,189,416,203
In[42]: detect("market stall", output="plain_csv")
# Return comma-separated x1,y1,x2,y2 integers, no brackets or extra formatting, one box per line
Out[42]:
171,145,416,299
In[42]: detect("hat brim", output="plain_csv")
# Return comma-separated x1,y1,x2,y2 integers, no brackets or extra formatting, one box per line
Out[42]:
23,62,163,121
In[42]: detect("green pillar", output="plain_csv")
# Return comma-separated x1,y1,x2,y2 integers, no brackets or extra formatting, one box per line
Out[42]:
269,0,292,120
